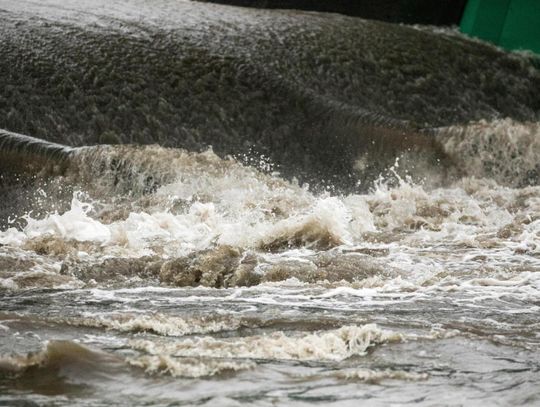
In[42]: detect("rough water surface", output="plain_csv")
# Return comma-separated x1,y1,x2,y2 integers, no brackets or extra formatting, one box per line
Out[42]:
0,1,539,406
1,137,539,405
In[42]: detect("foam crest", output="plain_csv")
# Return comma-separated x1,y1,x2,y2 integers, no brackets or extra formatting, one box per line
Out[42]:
129,324,402,363
70,313,242,337
128,356,255,378
23,197,111,243
256,197,353,250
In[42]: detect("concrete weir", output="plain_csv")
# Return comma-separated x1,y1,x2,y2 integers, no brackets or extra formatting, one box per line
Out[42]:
0,0,539,189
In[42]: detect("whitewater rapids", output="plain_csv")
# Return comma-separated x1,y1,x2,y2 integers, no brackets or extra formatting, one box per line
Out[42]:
1,123,539,405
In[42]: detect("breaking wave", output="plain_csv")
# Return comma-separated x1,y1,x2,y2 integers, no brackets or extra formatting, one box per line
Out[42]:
0,130,538,292
0,324,402,380
127,323,402,378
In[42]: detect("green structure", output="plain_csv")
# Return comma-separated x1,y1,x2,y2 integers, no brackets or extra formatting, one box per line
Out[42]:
461,0,540,54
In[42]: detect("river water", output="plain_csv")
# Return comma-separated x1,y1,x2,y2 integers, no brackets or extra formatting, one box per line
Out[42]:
1,1,540,406
1,139,539,406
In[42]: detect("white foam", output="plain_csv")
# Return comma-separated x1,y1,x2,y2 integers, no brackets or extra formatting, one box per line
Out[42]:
128,355,255,378
23,197,111,243
129,324,402,362
71,313,241,337
0,139,537,301
0,228,26,246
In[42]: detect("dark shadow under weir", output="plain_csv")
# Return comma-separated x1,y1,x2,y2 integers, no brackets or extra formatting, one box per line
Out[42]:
195,0,468,25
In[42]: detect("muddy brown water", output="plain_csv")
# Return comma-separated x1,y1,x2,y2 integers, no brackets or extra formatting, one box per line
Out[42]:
1,1,539,406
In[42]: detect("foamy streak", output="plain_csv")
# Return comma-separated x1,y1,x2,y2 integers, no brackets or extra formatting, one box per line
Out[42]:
69,313,243,336
128,356,255,378
129,324,402,363
338,368,429,383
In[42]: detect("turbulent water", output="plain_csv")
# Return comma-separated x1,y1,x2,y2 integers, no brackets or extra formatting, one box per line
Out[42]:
1,1,540,406
1,126,540,405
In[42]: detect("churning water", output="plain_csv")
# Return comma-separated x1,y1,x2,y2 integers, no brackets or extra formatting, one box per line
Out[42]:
0,1,539,406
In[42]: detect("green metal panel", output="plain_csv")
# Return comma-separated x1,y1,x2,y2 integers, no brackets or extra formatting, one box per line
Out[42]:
461,0,511,44
460,0,540,54
459,0,482,33
500,0,540,53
